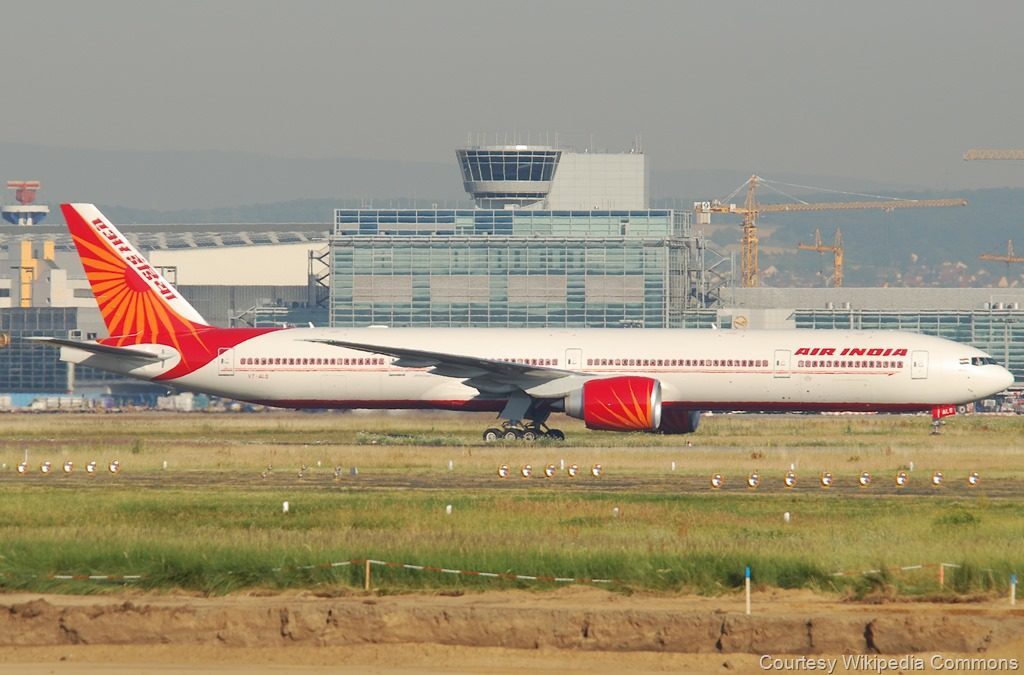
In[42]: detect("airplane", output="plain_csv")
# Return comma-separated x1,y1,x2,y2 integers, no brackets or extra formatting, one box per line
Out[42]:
29,203,1015,441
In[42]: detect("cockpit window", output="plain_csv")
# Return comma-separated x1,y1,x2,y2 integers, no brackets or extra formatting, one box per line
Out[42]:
970,356,997,366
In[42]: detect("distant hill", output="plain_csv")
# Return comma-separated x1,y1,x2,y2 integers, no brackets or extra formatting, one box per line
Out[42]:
3,142,934,213
100,198,469,226
0,142,466,211
734,187,1024,287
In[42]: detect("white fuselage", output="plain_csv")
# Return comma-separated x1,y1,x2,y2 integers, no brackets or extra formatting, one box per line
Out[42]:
73,327,1014,413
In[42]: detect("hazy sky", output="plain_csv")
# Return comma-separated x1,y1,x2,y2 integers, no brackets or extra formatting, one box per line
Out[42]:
5,0,1024,190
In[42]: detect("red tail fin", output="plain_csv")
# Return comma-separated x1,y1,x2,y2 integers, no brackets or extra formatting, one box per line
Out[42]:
61,203,208,346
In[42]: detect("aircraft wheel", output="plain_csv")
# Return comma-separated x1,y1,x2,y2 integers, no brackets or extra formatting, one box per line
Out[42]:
502,428,523,441
522,428,539,441
547,429,565,441
483,428,502,442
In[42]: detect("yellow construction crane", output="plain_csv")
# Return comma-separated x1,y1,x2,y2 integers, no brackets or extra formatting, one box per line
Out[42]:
963,149,1024,161
695,175,968,287
979,240,1024,275
797,228,844,287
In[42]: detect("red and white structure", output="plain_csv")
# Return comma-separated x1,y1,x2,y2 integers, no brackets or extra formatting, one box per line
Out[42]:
3,180,49,226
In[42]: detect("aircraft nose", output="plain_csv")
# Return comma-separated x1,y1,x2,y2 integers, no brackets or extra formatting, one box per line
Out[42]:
996,366,1016,392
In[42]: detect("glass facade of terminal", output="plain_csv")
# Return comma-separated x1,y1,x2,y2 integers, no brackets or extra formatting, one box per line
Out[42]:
0,308,115,392
330,209,718,329
795,308,1024,383
335,209,679,237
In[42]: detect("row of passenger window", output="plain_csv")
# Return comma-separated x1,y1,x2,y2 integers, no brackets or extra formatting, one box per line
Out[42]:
502,358,557,366
586,358,770,368
238,357,386,367
798,360,903,369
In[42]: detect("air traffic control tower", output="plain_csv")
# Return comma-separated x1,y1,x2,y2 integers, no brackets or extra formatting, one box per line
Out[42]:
456,143,647,210
456,145,562,209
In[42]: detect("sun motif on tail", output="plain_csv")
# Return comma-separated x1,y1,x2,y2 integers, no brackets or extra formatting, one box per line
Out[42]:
61,204,280,381
62,203,210,356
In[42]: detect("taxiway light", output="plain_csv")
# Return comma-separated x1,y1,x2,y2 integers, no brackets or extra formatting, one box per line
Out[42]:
62,461,73,475
86,461,97,475
783,511,791,524
858,472,872,488
968,471,980,487
710,473,723,489
520,464,533,479
784,471,796,488
40,461,51,475
497,464,510,479
591,464,603,479
108,460,120,475
567,464,580,478
895,470,908,488
931,471,944,487
543,464,556,479
746,472,760,489
16,462,27,475
819,472,834,488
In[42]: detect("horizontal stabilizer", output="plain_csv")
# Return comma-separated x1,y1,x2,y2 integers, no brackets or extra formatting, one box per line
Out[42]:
26,336,165,362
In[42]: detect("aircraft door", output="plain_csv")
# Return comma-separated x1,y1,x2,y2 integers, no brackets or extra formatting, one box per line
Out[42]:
565,348,583,370
773,350,791,378
217,347,235,376
911,350,928,379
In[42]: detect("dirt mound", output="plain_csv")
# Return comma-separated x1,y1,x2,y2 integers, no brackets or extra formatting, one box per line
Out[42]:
1,591,1021,656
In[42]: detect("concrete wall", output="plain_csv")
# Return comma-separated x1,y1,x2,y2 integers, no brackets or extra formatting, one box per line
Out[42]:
149,243,321,286
546,152,647,210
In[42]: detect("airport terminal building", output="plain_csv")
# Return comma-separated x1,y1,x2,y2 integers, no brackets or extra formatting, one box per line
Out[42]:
328,145,725,329
329,208,719,329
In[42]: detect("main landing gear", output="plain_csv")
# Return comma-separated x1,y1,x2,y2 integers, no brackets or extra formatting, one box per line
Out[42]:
482,422,565,442
482,393,565,442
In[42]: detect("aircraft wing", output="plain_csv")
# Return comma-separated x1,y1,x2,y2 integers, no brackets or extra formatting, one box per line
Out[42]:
26,336,165,362
306,338,589,397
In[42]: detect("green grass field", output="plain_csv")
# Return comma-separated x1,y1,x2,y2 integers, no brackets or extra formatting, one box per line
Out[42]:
0,411,1021,597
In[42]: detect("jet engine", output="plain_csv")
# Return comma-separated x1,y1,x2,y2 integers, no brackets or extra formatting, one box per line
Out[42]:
563,376,662,432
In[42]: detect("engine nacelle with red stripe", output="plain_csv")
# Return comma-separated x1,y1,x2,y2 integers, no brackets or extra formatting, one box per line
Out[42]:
563,376,662,432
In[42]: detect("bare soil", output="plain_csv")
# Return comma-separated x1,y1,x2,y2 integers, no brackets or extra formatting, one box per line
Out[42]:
1,588,1022,674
